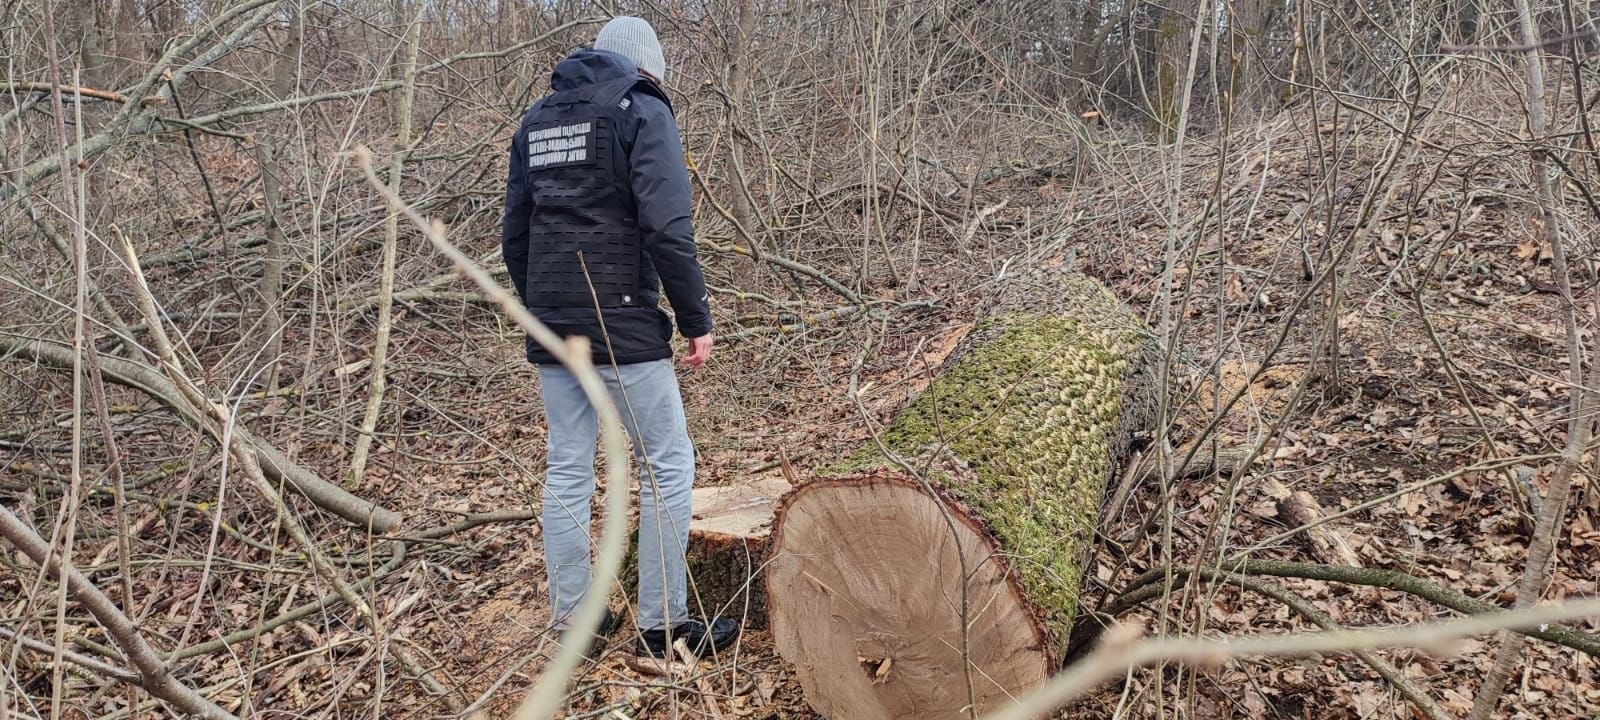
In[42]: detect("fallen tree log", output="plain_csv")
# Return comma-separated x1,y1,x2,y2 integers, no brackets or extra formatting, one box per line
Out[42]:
0,337,402,532
764,269,1155,719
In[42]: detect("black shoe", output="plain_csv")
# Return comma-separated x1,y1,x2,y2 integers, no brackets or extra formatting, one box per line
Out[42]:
636,617,740,659
596,606,624,636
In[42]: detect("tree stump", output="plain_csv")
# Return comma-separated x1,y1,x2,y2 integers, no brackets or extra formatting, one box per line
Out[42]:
684,477,791,626
622,477,792,628
764,269,1155,719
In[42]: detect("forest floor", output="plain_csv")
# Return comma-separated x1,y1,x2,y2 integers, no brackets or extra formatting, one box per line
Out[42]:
8,103,1600,719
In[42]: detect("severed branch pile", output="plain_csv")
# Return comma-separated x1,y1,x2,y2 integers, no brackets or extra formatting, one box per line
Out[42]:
0,336,400,532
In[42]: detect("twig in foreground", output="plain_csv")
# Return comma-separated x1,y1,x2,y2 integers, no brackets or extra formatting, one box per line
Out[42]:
984,595,1600,720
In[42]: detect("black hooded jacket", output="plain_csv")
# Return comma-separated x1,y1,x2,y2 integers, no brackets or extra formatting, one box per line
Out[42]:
501,48,711,365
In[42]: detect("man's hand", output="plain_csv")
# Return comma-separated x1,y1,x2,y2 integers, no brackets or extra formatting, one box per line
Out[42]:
682,334,713,369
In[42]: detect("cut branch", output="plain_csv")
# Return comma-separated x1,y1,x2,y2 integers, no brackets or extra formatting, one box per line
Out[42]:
700,238,863,306
0,505,237,719
0,336,401,532
115,230,462,711
1,81,130,103
1223,574,1451,720
987,596,1600,720
0,626,140,685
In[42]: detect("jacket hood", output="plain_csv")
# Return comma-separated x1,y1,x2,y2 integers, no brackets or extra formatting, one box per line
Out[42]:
550,48,638,91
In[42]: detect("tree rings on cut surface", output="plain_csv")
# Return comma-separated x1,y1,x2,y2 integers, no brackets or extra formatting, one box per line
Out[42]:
767,474,1052,720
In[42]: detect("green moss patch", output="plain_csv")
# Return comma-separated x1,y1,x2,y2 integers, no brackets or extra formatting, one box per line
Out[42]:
873,310,1142,642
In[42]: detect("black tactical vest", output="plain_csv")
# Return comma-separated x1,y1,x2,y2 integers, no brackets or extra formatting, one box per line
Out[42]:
522,77,647,308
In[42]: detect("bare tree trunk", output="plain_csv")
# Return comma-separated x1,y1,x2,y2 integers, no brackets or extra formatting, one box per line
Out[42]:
1467,1,1593,716
1226,0,1268,112
348,5,421,487
721,0,760,246
1452,0,1484,47
255,6,301,393
255,139,287,391
1152,3,1196,142
1071,0,1105,103
68,0,108,88
115,0,138,71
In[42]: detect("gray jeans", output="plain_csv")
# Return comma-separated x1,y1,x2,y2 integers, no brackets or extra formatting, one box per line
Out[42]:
538,359,692,631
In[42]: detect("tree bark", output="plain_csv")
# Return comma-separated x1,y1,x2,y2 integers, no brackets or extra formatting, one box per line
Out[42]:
254,4,302,393
348,6,421,487
764,268,1155,720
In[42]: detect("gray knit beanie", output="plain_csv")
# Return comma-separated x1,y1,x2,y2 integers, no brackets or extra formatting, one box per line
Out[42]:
594,17,665,81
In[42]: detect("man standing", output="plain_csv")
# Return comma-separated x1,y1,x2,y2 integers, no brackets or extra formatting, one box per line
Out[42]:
501,17,737,658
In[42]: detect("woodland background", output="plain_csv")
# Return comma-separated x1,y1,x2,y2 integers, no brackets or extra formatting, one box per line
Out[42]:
4,0,1600,718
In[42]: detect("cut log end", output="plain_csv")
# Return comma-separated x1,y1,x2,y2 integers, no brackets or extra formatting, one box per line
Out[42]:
767,473,1051,720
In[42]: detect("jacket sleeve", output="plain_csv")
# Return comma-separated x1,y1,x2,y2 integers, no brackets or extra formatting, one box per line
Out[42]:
501,124,532,305
628,95,712,338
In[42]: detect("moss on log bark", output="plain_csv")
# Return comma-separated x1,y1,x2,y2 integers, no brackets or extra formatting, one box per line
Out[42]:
766,269,1154,719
